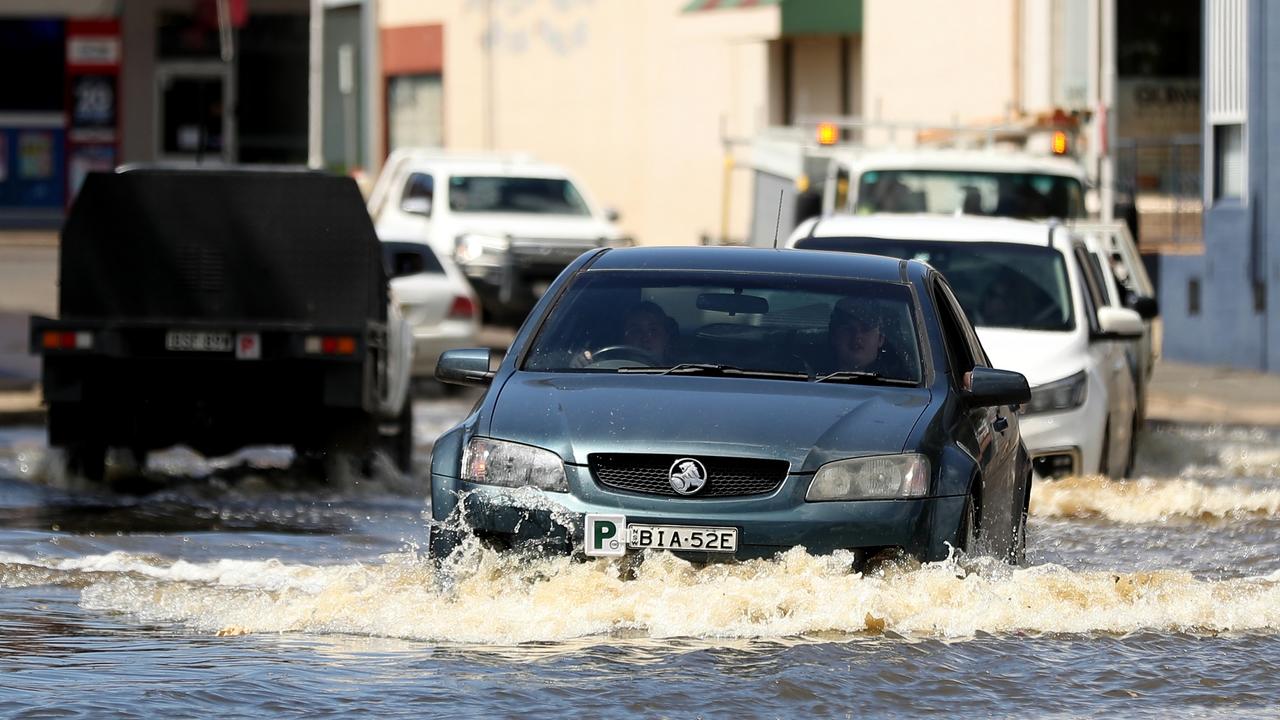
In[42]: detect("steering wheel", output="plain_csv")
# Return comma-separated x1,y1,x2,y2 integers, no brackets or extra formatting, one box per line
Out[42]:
583,345,661,368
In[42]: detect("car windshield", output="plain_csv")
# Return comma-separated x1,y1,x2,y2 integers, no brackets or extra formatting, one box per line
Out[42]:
448,176,591,216
855,170,1085,219
522,271,923,384
795,238,1074,331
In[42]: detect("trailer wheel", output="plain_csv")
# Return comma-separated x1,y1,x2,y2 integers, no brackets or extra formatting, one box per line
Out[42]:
65,444,107,483
378,400,414,474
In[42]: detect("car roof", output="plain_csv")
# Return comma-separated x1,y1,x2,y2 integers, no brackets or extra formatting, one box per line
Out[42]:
803,213,1067,249
386,149,571,179
588,245,910,283
851,149,1086,179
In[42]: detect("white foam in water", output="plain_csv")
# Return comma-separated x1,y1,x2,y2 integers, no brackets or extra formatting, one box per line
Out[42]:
1031,475,1280,523
1,547,1274,643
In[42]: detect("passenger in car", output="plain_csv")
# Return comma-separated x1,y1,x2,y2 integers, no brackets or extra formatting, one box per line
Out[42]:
822,297,896,375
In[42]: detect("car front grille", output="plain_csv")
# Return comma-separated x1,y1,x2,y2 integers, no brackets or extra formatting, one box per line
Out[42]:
588,453,789,498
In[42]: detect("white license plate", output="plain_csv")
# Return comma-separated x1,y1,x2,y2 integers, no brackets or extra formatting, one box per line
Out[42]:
165,331,233,353
583,514,738,557
628,523,738,553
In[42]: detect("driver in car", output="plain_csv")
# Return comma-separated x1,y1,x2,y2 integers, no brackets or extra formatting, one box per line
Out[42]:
620,301,675,364
574,301,676,367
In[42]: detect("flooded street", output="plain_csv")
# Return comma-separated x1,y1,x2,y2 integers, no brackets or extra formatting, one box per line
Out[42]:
2,407,1279,718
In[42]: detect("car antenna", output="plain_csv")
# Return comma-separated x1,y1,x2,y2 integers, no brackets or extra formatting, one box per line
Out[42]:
772,188,784,249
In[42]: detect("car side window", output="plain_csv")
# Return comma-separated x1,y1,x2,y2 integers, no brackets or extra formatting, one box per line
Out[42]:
938,280,991,369
1085,251,1115,306
931,278,977,378
401,172,434,215
1072,246,1104,334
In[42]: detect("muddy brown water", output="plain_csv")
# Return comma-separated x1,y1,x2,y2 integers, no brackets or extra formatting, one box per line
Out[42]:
2,407,1279,718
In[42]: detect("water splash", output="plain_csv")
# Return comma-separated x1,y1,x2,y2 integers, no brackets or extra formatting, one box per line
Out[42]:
1031,475,1280,523
4,548,1278,644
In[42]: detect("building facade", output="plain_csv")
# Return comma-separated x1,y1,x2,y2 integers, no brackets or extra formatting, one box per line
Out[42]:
1160,0,1280,371
0,0,311,229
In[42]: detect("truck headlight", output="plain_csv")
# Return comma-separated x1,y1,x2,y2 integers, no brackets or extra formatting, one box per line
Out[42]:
461,437,568,492
806,454,929,501
1023,370,1088,415
454,234,509,266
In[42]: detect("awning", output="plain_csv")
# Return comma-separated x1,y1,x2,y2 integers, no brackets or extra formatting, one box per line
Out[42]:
682,0,781,12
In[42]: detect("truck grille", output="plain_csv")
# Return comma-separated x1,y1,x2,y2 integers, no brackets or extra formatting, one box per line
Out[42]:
588,453,789,498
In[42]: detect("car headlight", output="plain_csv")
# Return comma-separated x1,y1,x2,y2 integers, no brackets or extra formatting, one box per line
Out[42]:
1022,370,1088,415
806,454,930,501
461,437,568,492
454,234,509,266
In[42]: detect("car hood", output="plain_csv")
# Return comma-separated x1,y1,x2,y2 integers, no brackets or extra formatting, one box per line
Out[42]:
488,374,932,473
975,327,1087,387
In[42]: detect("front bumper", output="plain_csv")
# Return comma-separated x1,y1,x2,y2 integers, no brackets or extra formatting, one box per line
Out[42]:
1019,398,1105,477
431,471,966,562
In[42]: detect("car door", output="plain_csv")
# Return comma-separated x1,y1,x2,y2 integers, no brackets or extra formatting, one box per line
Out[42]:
931,275,1019,529
1089,245,1149,416
1072,243,1137,474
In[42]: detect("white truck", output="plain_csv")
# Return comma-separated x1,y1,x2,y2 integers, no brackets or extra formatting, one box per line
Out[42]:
367,149,628,325
742,119,1092,247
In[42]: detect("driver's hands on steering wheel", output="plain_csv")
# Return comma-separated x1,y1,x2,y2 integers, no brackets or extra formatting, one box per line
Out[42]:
578,344,662,368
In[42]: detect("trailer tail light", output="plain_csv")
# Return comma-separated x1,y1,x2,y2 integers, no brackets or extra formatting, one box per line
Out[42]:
1051,130,1068,155
304,335,357,355
816,122,839,146
447,296,476,320
41,331,93,350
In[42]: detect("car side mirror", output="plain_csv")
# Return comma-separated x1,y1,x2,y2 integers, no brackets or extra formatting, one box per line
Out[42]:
1095,306,1145,339
436,348,494,386
964,367,1031,407
401,196,432,217
1128,294,1159,319
604,207,621,223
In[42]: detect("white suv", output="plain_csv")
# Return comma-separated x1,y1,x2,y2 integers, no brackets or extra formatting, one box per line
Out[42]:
367,149,627,324
788,214,1145,479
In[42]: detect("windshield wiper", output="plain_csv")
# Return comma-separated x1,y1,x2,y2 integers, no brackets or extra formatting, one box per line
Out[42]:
617,363,808,380
813,370,918,386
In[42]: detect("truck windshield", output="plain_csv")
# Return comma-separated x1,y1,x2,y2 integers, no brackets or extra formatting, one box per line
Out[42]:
855,170,1085,219
523,271,924,384
795,238,1075,332
448,176,591,216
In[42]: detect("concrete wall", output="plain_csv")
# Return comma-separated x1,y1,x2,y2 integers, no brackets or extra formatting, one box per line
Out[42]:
862,0,1018,126
379,0,778,247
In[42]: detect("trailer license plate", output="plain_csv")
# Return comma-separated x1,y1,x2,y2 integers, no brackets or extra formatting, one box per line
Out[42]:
165,331,233,353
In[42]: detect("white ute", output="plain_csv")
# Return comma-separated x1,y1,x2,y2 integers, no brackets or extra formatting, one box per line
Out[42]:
367,149,627,324
789,214,1146,479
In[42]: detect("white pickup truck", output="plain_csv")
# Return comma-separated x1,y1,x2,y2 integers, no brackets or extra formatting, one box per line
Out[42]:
367,150,628,325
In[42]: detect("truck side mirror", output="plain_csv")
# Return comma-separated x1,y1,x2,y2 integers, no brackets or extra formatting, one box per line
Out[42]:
604,207,621,223
1128,294,1159,319
1095,307,1145,339
436,348,494,386
401,196,432,217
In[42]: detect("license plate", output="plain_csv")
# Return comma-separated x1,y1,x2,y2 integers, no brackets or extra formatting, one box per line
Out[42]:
583,514,737,557
165,331,233,353
628,523,738,553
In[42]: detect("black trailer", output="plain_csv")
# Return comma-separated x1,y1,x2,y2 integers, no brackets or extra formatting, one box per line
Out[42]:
29,167,413,481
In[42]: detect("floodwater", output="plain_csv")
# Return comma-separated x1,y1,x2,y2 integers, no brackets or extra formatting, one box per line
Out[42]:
1,405,1279,718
